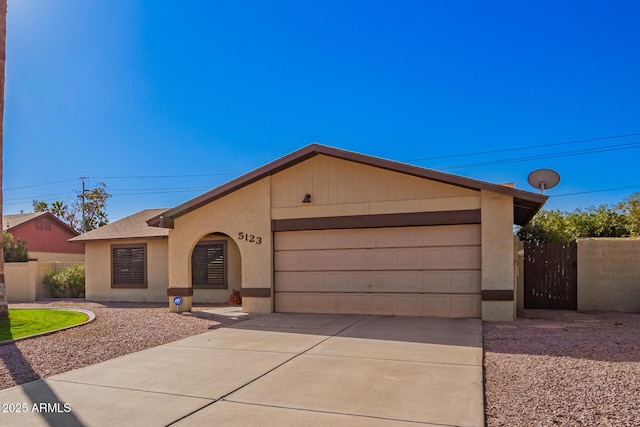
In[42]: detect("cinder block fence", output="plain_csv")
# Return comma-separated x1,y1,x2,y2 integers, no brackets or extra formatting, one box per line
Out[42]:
4,261,83,302
577,238,640,312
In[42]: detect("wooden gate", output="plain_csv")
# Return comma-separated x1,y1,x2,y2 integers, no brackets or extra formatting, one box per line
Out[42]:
524,241,577,310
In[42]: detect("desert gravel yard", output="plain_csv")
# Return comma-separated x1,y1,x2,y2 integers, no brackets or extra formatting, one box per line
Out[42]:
2,302,639,427
484,310,640,427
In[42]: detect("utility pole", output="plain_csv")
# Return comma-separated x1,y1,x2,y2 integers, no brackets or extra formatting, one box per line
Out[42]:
80,177,86,234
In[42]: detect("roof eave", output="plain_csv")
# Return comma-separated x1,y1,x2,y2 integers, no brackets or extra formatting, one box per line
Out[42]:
69,235,168,244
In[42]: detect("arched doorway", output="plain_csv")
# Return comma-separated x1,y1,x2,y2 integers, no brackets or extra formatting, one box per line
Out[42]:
191,232,242,303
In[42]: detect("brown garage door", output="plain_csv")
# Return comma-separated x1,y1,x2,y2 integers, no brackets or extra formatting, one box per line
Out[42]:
274,224,481,317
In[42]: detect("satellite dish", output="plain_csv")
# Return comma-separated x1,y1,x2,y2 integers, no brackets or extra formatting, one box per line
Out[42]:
527,169,560,194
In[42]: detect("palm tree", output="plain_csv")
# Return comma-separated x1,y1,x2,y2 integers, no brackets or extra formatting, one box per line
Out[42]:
0,0,8,320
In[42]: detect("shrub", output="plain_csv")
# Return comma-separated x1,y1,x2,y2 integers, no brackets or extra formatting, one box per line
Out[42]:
43,264,85,298
3,232,29,262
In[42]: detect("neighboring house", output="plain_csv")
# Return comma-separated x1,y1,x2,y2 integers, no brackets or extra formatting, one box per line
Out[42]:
71,144,547,320
4,212,84,262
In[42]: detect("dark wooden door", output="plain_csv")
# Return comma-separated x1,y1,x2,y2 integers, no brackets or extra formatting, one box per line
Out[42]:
524,241,577,309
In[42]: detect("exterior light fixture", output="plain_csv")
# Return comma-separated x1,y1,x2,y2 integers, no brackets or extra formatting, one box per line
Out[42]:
302,194,312,203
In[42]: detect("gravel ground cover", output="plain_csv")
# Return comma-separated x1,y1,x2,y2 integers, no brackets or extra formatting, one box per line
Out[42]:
484,310,640,427
0,301,242,391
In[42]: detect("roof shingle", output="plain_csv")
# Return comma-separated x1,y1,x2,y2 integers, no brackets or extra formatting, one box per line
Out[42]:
69,209,169,242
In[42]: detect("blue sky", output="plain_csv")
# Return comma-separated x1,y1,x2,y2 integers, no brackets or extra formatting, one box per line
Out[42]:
5,1,640,221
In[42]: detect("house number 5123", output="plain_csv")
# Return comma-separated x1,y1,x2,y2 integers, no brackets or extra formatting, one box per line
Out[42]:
238,232,262,245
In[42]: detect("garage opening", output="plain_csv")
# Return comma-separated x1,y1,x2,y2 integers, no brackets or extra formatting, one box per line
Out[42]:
274,225,481,318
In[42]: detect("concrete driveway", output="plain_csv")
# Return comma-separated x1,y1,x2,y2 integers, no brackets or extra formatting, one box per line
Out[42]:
0,314,484,427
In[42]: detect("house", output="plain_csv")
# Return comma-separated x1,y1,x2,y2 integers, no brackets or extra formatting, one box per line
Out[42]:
71,144,547,320
4,212,84,262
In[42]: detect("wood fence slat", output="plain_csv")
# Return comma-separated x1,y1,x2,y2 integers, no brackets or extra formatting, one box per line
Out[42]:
524,241,577,310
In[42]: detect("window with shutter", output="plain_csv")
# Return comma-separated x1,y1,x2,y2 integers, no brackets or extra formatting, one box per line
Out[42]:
191,241,227,289
111,244,147,288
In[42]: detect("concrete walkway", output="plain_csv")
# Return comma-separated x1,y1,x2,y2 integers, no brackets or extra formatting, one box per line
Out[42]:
0,314,484,427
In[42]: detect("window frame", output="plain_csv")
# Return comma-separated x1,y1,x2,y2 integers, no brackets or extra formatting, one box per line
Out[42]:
191,240,228,289
111,243,148,289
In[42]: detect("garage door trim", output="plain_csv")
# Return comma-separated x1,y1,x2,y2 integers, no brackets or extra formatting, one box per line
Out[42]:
272,209,481,232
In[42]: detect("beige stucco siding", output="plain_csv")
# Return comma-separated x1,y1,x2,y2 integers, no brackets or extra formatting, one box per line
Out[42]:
480,189,516,320
29,252,85,263
168,177,273,304
271,155,480,219
85,238,168,302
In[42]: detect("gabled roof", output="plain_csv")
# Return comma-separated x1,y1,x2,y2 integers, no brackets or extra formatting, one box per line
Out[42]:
4,212,79,236
148,144,547,227
70,209,169,243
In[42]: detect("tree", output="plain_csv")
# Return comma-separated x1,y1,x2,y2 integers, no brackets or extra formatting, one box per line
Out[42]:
517,209,572,243
518,201,633,243
3,232,28,262
33,182,111,232
618,192,640,237
82,182,110,231
0,0,8,320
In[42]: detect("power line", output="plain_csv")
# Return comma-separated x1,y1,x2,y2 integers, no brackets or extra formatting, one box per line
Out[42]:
110,186,213,192
405,131,640,162
111,189,213,196
550,185,640,198
4,178,79,192
438,141,640,170
89,172,242,179
4,191,76,202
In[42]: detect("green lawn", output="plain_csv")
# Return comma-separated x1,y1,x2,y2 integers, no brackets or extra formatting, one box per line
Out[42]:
0,309,89,341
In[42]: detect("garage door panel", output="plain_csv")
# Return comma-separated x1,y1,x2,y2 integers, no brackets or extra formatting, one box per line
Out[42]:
276,271,479,294
275,292,481,317
347,250,373,269
449,271,481,293
449,224,481,246
372,249,399,270
275,293,319,313
423,295,451,317
396,295,424,316
421,247,453,269
451,295,482,317
395,248,422,269
395,272,422,292
370,272,398,292
450,247,481,269
276,247,480,272
274,225,481,251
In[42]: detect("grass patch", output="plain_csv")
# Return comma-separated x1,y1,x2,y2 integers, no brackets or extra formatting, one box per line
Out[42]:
0,309,89,342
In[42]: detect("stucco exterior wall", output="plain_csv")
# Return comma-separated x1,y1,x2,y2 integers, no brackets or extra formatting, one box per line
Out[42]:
85,238,169,302
30,252,85,263
271,155,480,219
169,177,273,307
480,189,515,321
577,238,640,312
5,261,38,302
